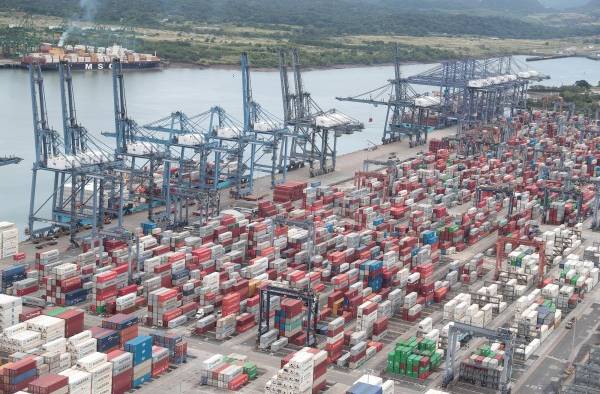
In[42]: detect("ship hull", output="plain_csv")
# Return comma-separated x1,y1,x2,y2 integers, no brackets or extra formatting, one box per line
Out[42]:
20,61,161,71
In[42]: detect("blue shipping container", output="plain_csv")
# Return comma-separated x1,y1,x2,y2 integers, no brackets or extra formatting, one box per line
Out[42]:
3,264,27,277
125,336,153,365
110,314,139,330
132,373,151,388
97,330,121,352
141,221,156,235
12,368,38,385
172,269,189,281
65,288,90,305
346,382,383,394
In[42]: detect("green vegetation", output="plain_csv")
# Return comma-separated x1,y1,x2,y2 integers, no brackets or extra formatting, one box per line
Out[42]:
0,15,43,56
530,81,600,114
0,0,598,67
1,0,598,39
136,39,456,68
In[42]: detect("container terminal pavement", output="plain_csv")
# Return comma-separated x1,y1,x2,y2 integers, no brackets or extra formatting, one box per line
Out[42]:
0,109,600,393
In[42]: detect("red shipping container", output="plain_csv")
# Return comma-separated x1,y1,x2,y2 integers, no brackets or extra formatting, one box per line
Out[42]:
152,245,170,256
28,374,68,394
95,287,118,301
95,271,117,283
12,252,26,261
180,302,198,315
281,298,303,317
19,306,42,322
59,276,81,292
119,325,139,347
3,357,37,375
221,293,241,317
16,286,39,297
112,369,133,394
228,373,249,390
152,357,169,377
163,308,182,324
118,285,138,297
161,274,172,288
112,264,128,275
168,252,186,263
154,263,172,274
57,309,85,338
155,289,178,302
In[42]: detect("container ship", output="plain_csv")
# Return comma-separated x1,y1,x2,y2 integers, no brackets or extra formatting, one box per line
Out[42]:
20,43,161,71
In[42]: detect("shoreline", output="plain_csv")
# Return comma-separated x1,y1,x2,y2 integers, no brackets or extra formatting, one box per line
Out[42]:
3,51,595,73
0,52,535,73
166,60,426,72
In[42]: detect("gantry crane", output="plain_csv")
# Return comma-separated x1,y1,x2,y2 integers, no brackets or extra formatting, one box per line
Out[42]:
539,185,583,224
106,58,173,225
496,236,546,288
406,57,544,133
106,59,224,229
58,61,123,243
237,52,293,195
28,62,117,244
279,49,364,177
337,45,438,146
28,63,61,240
257,284,319,347
476,184,516,218
443,322,515,394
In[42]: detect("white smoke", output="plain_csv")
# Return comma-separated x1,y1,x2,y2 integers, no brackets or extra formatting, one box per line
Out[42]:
57,0,98,46
58,26,74,47
80,0,98,22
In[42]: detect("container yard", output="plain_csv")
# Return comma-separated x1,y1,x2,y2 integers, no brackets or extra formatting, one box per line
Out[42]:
0,43,599,394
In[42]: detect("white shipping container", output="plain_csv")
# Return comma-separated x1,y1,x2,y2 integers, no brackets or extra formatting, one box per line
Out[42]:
77,352,108,372
59,368,92,394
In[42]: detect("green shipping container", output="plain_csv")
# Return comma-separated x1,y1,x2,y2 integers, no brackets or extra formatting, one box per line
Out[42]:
243,362,257,379
447,224,459,233
45,307,68,317
571,275,579,285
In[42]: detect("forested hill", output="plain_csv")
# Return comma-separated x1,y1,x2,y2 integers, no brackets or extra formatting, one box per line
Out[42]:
0,0,598,39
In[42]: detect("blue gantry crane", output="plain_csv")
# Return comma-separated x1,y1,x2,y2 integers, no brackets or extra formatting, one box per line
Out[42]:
339,51,546,148
238,52,292,194
28,61,118,244
106,58,175,225
144,52,293,201
107,59,227,228
406,56,545,133
279,49,364,177
337,45,440,146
